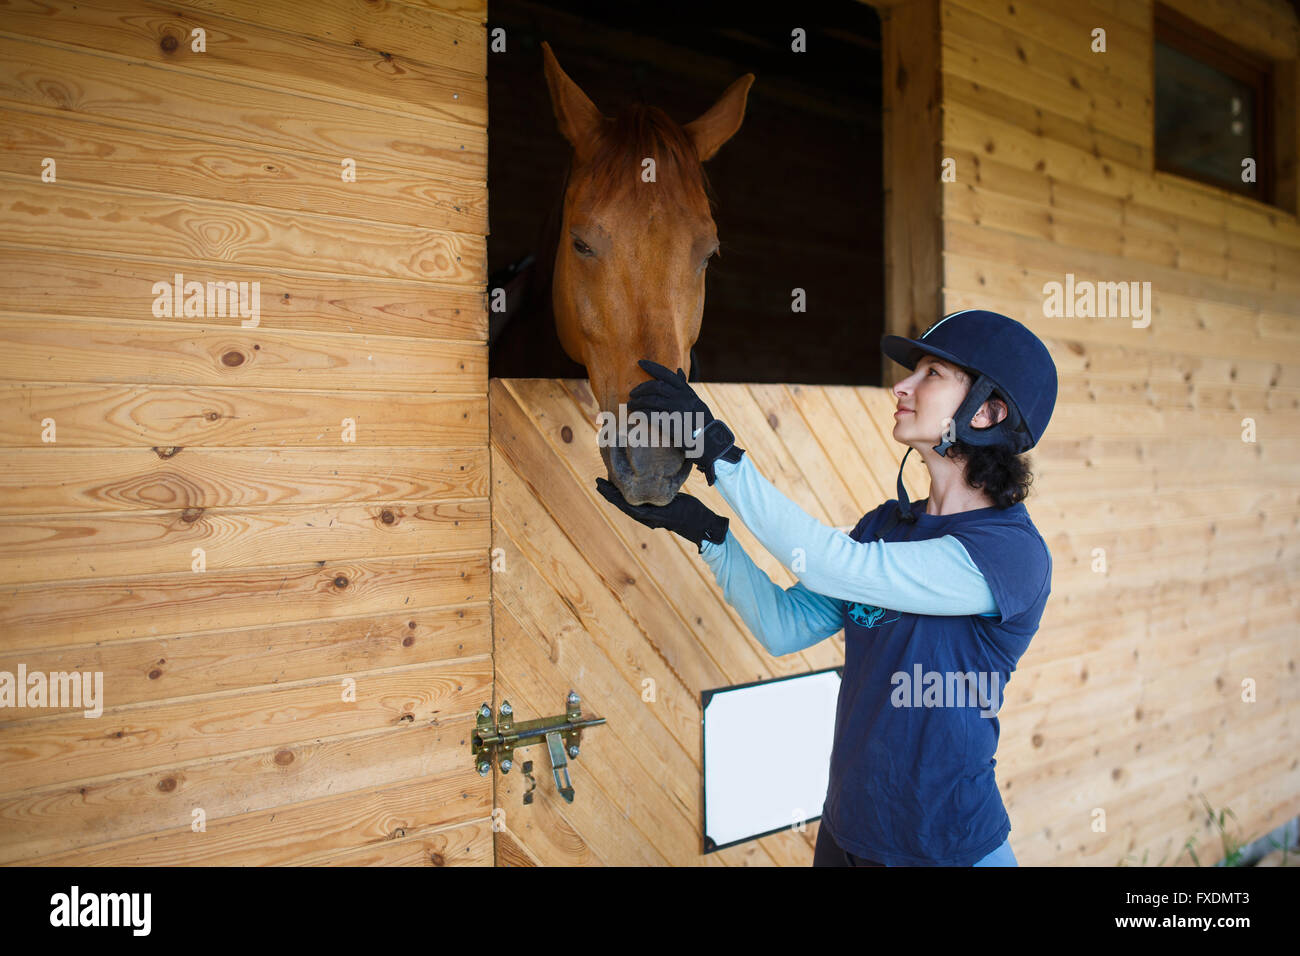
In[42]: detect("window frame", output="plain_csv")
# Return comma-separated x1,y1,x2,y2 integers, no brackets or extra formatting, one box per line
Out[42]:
1152,2,1275,205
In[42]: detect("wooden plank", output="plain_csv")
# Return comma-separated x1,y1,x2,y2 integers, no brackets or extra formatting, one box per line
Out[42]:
942,11,1151,148
0,715,477,864
0,657,491,794
819,386,895,504
309,818,493,865
882,0,942,385
175,0,486,75
0,446,488,517
0,604,490,718
943,97,1300,250
0,383,485,448
0,316,485,393
943,218,1297,317
0,0,487,128
1014,704,1299,863
0,550,488,650
495,824,542,866
401,0,486,27
746,383,861,527
945,174,1300,299
29,766,490,865
0,247,485,341
0,177,484,285
944,0,1153,87
943,70,1151,178
943,252,1300,381
0,105,486,234
1159,0,1300,60
0,35,485,183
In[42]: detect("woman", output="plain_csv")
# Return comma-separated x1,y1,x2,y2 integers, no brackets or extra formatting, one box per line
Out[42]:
596,309,1057,867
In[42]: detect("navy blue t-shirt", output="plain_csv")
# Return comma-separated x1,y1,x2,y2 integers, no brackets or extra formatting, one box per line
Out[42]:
821,496,1052,866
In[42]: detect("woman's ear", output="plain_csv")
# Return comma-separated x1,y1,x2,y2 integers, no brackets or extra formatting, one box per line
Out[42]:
974,398,1008,428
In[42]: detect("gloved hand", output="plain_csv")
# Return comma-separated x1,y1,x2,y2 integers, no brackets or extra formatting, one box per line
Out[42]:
595,477,729,553
628,359,746,486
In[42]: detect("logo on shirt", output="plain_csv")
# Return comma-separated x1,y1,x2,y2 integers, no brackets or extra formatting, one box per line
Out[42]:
848,602,899,629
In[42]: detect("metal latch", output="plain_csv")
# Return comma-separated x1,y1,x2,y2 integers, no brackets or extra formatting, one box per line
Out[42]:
472,691,606,803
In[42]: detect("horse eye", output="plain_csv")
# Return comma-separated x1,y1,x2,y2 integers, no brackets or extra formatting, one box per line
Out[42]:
572,238,594,257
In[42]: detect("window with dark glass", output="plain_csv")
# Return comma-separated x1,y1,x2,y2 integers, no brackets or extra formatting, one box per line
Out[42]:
1154,4,1274,205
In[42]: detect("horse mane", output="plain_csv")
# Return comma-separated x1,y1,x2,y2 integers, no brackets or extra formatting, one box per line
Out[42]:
583,103,718,213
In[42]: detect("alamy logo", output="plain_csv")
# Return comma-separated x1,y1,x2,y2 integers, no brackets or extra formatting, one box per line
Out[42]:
1041,273,1151,328
596,405,708,457
151,272,261,327
0,664,103,718
49,886,151,935
890,663,1002,718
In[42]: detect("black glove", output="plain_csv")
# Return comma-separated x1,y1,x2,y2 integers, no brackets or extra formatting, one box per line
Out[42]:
628,359,745,486
595,477,729,553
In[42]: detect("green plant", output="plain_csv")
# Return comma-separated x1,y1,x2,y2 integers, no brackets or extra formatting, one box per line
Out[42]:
1116,793,1246,867
1194,793,1245,866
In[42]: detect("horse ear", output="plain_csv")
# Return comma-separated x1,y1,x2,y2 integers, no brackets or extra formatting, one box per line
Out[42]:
541,41,605,164
684,73,755,162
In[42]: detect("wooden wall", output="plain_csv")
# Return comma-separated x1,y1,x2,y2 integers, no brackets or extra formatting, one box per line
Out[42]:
931,0,1300,865
2,0,1295,870
0,0,493,865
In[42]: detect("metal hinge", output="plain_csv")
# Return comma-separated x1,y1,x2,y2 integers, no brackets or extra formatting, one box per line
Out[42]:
472,690,606,803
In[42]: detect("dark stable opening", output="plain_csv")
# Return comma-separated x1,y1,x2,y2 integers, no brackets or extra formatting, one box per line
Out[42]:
487,0,884,385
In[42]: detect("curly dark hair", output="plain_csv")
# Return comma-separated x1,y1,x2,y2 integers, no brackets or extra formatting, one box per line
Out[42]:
946,439,1036,509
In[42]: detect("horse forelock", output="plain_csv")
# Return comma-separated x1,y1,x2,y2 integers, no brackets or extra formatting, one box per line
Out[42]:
578,104,716,215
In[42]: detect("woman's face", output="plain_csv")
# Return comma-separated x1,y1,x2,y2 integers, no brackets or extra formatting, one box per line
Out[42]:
890,354,971,450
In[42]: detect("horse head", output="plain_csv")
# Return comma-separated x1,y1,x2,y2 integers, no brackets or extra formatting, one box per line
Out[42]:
541,41,753,506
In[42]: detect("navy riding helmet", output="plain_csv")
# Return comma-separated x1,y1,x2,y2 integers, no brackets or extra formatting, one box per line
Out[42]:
877,309,1058,526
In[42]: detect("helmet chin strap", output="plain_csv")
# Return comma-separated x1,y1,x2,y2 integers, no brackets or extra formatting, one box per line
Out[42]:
891,447,918,527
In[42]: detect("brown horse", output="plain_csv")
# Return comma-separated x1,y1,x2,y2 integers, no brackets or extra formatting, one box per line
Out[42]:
541,42,753,507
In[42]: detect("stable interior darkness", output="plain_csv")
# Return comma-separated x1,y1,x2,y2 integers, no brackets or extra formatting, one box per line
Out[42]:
487,0,883,385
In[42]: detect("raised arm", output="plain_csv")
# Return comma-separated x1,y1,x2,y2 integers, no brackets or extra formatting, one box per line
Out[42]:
710,455,998,617
698,529,844,657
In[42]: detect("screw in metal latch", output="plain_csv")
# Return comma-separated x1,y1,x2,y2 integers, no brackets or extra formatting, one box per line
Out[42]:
501,758,512,773
500,701,513,716
568,745,579,758
477,761,490,776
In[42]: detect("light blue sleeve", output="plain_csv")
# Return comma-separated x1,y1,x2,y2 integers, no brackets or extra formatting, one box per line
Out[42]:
698,530,845,657
709,454,999,617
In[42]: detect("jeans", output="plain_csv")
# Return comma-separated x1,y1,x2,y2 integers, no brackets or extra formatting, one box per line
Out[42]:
812,820,1018,867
